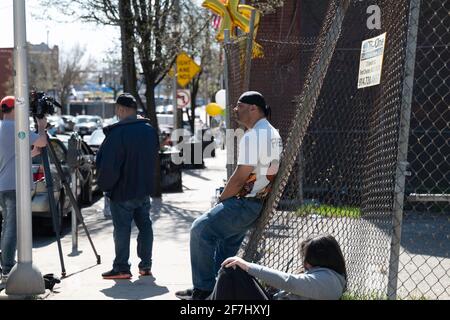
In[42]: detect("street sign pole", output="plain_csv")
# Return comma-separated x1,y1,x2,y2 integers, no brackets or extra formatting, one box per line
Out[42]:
175,52,201,135
173,62,178,131
6,0,45,295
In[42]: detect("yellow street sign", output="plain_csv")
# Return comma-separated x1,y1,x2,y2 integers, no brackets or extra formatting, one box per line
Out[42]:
176,52,201,88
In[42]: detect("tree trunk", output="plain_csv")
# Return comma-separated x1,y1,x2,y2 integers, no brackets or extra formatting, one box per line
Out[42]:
119,0,146,111
119,0,134,91
145,79,162,198
190,71,202,134
145,81,158,129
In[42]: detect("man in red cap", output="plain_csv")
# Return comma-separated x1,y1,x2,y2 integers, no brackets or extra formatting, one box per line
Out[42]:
0,96,47,284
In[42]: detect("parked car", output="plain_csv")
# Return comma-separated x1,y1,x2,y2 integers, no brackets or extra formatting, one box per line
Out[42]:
61,115,75,131
47,115,66,135
24,136,97,231
73,115,103,136
87,128,105,154
29,116,36,131
56,134,99,204
30,139,71,226
102,115,119,127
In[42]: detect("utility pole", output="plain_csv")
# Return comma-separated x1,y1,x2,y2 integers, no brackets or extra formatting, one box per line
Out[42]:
6,0,45,295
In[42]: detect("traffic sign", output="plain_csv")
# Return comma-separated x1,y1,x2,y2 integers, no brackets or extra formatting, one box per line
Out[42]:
176,89,191,109
176,52,201,88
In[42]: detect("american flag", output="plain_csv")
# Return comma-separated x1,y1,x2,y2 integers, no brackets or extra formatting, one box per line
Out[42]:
212,14,221,29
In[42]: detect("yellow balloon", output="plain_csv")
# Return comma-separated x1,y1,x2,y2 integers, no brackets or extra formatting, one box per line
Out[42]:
206,103,224,117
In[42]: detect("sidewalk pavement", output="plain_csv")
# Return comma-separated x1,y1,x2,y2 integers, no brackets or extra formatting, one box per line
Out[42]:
0,149,227,300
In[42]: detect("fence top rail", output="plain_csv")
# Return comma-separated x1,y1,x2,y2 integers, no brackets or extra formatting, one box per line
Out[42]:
407,194,450,202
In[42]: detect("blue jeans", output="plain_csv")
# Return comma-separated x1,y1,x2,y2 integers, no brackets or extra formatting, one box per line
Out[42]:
110,196,153,272
0,191,17,275
190,196,263,291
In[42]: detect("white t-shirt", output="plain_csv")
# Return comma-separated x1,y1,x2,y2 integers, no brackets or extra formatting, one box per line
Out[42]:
237,118,282,198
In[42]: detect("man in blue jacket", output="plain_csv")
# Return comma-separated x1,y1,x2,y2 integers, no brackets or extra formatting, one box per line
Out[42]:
96,93,159,279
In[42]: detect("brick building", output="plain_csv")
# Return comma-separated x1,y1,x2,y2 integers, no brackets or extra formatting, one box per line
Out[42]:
0,48,14,100
0,43,59,100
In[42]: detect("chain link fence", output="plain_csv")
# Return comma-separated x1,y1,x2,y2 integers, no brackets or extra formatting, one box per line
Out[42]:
223,0,449,299
397,0,450,300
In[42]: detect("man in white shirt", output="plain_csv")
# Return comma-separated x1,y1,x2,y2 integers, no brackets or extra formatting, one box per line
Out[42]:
176,91,282,300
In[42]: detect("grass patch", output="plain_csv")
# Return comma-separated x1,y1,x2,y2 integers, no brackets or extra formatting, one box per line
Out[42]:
341,292,429,300
341,291,387,300
295,204,362,219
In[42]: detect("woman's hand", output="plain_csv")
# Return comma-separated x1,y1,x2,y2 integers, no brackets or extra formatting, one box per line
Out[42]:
221,256,250,272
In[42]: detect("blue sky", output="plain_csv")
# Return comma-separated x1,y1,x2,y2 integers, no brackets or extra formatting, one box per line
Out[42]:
0,0,205,62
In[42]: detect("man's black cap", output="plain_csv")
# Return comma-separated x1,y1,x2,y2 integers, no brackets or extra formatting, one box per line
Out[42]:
116,93,137,109
238,91,270,117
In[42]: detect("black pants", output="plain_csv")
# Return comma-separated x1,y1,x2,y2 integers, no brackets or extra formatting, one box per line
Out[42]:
208,267,271,300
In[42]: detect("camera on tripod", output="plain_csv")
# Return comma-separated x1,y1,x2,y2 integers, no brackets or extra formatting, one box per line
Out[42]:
30,90,62,119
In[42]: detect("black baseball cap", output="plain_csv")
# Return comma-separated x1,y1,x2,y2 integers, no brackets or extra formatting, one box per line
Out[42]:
238,91,270,117
116,93,137,109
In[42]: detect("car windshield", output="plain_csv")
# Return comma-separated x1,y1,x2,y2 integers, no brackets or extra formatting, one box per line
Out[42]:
77,118,92,123
62,116,73,123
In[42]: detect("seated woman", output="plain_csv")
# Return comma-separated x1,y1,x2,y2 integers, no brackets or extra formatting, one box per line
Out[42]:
208,233,347,300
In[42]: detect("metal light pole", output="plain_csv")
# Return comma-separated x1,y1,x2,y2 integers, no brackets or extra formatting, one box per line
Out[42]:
6,0,45,295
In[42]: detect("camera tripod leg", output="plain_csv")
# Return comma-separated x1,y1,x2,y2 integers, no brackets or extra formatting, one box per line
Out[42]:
46,137,101,265
40,147,67,277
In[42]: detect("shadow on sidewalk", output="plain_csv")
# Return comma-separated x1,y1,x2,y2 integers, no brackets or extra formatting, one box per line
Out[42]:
183,169,212,181
100,277,169,300
151,198,202,225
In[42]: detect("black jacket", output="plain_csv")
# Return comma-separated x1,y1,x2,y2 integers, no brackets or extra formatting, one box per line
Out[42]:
96,116,159,202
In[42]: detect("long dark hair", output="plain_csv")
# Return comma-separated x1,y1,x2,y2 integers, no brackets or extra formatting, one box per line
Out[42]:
301,234,347,280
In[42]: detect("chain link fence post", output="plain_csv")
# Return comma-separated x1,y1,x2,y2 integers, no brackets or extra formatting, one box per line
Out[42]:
223,29,234,180
242,0,351,261
387,0,422,300
244,9,256,91
224,0,449,299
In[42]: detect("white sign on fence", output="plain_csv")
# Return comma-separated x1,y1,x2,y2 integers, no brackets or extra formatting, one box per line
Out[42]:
357,32,386,89
176,89,191,109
